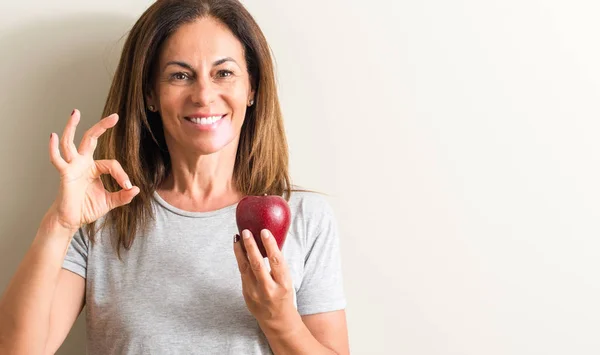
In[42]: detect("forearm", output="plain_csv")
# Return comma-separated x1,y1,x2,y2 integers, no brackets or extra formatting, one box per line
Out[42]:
0,209,75,353
259,312,338,355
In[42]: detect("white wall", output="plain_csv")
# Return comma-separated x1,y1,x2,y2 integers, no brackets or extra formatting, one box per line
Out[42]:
1,0,599,354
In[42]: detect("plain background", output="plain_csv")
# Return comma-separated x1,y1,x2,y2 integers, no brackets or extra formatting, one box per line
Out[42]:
1,0,599,354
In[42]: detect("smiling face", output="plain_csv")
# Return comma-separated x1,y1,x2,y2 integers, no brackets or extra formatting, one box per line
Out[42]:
147,16,255,155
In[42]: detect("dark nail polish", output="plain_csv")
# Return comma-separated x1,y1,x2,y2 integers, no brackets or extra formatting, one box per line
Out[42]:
234,234,240,243
71,109,75,116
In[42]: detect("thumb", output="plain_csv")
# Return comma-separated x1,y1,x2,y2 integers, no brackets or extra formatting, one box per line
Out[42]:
106,186,140,210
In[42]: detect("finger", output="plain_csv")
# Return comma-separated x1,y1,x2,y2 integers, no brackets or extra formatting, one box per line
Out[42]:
60,109,80,162
242,229,275,287
49,133,68,172
93,159,134,191
94,159,138,210
233,233,257,283
105,186,140,210
261,229,291,285
78,113,119,156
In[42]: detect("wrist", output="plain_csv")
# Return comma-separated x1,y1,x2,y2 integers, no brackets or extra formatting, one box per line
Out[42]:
26,207,80,261
258,308,304,340
38,207,79,240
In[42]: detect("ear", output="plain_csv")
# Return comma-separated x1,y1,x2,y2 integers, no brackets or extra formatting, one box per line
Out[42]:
247,72,256,104
146,91,155,107
248,89,256,106
146,89,160,112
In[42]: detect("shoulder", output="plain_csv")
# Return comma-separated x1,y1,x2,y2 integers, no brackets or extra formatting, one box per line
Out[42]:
287,186,338,236
288,187,335,218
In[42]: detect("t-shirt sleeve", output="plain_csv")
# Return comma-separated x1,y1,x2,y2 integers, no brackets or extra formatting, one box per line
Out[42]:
62,227,88,279
296,199,347,316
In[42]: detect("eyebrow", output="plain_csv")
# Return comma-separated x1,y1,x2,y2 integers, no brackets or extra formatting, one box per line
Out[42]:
163,57,238,72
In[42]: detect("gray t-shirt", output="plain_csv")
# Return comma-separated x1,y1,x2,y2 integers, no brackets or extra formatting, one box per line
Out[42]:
62,190,347,355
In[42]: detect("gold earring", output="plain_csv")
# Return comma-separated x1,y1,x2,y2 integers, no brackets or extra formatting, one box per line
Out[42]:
149,105,155,112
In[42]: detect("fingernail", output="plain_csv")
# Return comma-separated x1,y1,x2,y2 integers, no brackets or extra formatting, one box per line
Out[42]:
243,230,251,239
234,234,240,243
71,109,75,116
50,133,53,139
124,181,132,190
262,229,270,239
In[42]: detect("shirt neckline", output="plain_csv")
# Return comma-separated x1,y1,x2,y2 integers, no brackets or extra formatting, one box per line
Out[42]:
152,191,239,218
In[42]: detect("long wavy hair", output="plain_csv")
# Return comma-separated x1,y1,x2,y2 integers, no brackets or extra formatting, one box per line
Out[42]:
85,0,302,257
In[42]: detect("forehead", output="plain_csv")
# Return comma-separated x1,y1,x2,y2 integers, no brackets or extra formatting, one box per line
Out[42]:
159,17,245,64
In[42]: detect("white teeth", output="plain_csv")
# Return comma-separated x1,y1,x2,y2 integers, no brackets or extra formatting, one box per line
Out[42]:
189,115,224,125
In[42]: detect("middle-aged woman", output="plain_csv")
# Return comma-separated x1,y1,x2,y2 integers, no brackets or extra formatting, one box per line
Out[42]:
0,0,349,354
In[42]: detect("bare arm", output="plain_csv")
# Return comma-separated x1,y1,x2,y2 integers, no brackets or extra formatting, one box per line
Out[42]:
0,109,138,354
259,310,350,355
302,310,349,355
0,210,83,354
43,268,86,355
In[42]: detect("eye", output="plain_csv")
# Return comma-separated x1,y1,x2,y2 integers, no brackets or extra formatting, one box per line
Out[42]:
171,72,190,81
217,70,233,78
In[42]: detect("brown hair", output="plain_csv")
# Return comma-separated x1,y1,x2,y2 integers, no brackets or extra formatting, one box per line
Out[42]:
86,0,305,257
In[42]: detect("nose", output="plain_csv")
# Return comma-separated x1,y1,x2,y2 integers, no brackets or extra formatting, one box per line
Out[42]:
191,76,215,106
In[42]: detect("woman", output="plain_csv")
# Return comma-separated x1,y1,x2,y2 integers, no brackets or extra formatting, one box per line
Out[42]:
0,0,348,354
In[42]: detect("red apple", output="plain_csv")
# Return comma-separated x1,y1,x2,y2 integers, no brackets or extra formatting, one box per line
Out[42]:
236,194,291,258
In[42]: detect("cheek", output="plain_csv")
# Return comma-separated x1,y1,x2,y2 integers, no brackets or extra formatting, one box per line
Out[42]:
227,84,250,110
155,87,185,134
158,87,184,112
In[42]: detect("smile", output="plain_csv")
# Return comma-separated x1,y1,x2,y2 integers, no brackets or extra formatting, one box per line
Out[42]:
184,114,226,125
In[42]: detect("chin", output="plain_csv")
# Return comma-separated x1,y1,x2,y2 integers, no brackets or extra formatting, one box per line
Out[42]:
191,138,236,155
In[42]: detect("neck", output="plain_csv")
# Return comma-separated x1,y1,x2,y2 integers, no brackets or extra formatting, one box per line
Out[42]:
157,138,243,210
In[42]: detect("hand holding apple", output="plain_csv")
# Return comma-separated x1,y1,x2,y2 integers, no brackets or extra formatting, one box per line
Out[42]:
235,194,291,258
